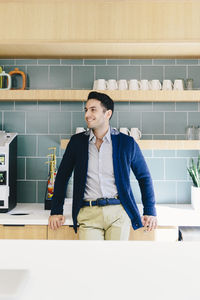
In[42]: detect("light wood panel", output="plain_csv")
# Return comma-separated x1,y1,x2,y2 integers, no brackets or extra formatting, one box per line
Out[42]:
60,139,200,150
1,90,200,102
1,0,200,58
48,226,78,240
129,226,178,241
0,225,47,239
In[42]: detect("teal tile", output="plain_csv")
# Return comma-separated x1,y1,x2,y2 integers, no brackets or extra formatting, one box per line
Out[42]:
109,113,118,129
130,59,152,65
0,112,2,130
165,112,187,134
84,59,106,65
153,150,175,157
27,66,49,89
176,150,199,157
131,102,153,112
153,102,175,111
176,102,198,111
153,135,175,140
61,59,83,65
107,59,130,65
141,66,163,81
114,102,130,112
153,181,176,204
176,135,187,140
165,158,188,180
176,59,198,65
4,112,25,133
165,66,186,81
17,181,36,203
118,66,140,80
130,181,141,204
15,101,37,111
142,112,164,134
38,135,60,157
26,158,48,180
141,135,153,140
38,102,60,111
0,102,14,110
72,112,87,133
49,112,71,134
177,182,191,204
145,158,164,180
118,112,140,128
141,150,153,157
60,134,72,156
73,66,94,89
61,101,84,112
95,66,117,80
188,112,200,126
49,66,71,89
26,111,48,134
0,60,15,65
38,181,47,203
38,59,60,65
16,59,37,65
17,158,25,180
17,135,37,156
153,59,175,65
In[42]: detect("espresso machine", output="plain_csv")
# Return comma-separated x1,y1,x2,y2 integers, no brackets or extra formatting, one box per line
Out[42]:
0,131,17,212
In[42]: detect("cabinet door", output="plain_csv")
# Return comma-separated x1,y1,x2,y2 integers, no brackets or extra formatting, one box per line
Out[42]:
129,226,178,242
0,225,47,239
48,226,78,240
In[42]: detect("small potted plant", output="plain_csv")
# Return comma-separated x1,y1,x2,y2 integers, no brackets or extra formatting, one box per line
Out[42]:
187,155,200,211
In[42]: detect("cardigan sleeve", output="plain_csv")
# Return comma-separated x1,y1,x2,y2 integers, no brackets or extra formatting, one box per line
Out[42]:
51,136,75,215
130,139,157,216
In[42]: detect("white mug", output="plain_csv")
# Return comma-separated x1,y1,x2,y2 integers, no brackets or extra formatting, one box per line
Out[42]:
139,79,150,90
173,79,184,90
107,79,118,90
129,79,140,90
76,127,85,134
130,128,142,140
149,80,162,90
118,79,128,90
93,79,107,90
162,79,173,90
120,127,130,135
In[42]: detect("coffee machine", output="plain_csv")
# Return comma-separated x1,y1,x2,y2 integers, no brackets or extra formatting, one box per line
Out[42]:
0,131,17,212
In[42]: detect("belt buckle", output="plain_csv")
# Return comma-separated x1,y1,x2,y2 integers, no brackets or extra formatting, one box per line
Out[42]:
89,200,92,207
96,197,108,206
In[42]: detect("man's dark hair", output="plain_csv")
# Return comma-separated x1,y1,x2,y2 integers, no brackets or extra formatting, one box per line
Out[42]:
87,91,114,119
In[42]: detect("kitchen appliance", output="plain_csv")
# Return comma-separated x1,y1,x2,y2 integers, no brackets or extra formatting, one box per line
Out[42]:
0,131,17,212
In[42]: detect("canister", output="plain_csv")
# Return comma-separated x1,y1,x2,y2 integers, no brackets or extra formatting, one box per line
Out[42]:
9,68,26,90
0,71,11,90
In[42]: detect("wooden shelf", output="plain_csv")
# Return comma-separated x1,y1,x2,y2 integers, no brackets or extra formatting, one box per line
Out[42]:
0,90,200,102
60,139,200,150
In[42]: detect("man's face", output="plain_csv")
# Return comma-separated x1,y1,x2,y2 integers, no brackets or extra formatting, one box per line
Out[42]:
84,99,111,130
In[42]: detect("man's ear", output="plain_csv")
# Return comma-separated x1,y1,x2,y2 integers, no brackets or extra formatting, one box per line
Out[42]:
106,109,112,120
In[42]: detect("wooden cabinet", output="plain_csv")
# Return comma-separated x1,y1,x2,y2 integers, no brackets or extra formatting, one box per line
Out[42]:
0,225,47,240
1,0,200,58
129,226,179,242
48,226,78,240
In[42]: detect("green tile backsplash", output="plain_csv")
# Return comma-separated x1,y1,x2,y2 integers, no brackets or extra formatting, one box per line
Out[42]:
0,58,200,205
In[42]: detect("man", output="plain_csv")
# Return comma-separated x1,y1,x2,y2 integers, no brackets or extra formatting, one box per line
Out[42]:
48,91,157,240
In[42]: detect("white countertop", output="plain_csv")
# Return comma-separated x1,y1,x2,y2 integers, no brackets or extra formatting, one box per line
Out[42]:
0,240,200,300
0,200,200,226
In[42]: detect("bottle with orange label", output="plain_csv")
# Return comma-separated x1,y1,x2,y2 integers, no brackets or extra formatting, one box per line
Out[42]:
45,147,57,210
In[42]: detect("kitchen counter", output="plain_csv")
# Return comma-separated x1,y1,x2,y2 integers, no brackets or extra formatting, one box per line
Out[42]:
0,201,200,227
0,240,200,300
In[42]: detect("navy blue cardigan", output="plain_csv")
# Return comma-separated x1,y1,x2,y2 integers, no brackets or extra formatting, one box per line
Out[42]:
51,129,156,232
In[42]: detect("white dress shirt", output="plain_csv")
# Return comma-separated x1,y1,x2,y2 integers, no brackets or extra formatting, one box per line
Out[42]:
83,127,118,200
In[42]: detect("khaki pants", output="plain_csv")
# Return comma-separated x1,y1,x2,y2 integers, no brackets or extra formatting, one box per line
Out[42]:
77,204,131,240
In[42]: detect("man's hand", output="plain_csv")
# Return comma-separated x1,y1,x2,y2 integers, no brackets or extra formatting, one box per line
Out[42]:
48,215,66,230
141,215,157,232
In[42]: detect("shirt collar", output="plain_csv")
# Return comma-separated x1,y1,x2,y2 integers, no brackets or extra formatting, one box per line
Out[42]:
89,126,111,143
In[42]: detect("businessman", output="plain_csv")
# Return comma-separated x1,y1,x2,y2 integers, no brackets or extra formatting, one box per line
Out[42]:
48,91,157,240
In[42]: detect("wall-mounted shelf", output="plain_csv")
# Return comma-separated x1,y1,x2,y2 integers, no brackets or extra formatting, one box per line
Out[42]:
0,90,200,102
60,139,200,150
